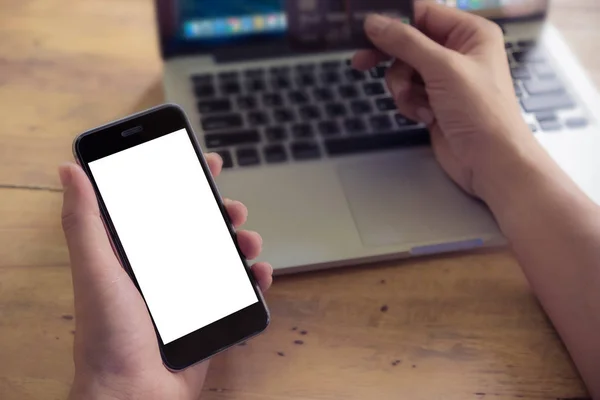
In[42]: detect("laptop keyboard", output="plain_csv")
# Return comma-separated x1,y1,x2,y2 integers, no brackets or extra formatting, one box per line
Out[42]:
191,59,428,168
192,40,589,169
508,40,588,133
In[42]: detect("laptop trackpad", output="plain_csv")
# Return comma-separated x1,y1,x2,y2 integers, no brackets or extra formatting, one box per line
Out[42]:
337,151,499,248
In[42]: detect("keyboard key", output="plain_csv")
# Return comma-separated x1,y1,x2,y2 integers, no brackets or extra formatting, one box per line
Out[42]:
269,66,290,75
321,70,341,84
273,108,295,123
350,100,372,115
523,79,565,95
194,83,216,98
197,99,231,114
375,97,397,111
321,60,342,69
344,118,366,135
263,93,284,107
296,63,316,72
246,79,266,92
313,87,334,102
205,130,259,148
237,147,260,166
511,67,530,80
518,39,537,48
191,73,213,84
216,150,233,168
297,73,316,86
339,85,359,99
539,120,562,132
292,123,314,139
318,120,341,137
221,81,241,95
218,71,239,81
345,69,366,82
299,105,321,120
291,141,321,160
288,90,309,105
248,111,269,126
370,115,393,131
202,114,243,131
533,63,556,79
565,117,589,129
265,126,288,142
325,129,431,156
271,76,291,89
325,102,347,118
395,114,419,127
521,93,575,113
535,112,557,122
504,42,514,49
370,66,387,79
264,144,288,163
363,82,386,96
513,50,545,63
244,68,265,78
237,95,257,110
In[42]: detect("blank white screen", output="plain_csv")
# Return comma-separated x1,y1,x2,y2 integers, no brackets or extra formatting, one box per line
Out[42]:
89,129,258,344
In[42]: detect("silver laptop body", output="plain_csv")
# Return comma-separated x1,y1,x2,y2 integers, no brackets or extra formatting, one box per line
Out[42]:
158,1,600,273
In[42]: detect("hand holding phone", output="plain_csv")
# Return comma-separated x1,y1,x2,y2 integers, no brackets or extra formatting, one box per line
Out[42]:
63,105,271,398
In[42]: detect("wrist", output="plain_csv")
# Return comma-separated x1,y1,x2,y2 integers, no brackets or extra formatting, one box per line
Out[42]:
69,375,130,400
470,122,545,206
469,122,592,223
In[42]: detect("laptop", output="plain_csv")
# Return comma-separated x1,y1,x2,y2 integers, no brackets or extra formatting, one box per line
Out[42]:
155,0,600,274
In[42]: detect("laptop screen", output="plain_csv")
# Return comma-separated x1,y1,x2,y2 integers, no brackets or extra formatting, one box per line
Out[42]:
179,1,286,42
156,0,547,59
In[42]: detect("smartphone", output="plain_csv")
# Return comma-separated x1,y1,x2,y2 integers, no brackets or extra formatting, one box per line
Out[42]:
73,104,269,370
285,0,414,51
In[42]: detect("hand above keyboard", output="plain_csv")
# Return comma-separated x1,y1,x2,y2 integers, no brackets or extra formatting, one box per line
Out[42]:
353,2,534,200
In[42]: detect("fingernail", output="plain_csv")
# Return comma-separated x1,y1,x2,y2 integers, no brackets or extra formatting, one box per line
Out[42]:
365,14,393,37
390,80,408,98
58,163,73,189
416,108,435,125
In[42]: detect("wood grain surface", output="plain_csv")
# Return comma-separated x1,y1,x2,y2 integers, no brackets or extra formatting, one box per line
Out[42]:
0,0,598,399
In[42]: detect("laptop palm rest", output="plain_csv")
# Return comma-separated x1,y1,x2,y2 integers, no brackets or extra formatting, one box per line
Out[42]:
337,150,500,249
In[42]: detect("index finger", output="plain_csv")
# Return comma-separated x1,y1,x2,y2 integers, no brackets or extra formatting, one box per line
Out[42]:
413,1,487,43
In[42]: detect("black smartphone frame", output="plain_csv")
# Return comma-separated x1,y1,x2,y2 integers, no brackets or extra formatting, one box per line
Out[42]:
73,103,270,370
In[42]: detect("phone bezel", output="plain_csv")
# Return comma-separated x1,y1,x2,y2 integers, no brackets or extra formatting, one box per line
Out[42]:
73,103,270,371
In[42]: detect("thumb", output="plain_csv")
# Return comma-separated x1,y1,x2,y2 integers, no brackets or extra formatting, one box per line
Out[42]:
364,14,449,76
59,162,124,304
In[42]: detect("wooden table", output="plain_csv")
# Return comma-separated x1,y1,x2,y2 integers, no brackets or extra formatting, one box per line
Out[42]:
0,1,597,399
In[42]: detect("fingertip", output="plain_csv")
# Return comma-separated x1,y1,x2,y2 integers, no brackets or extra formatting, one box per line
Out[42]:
59,162,95,203
364,13,394,38
237,230,263,260
58,162,75,189
224,198,248,227
252,262,274,292
205,152,223,177
352,49,388,71
352,50,374,70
